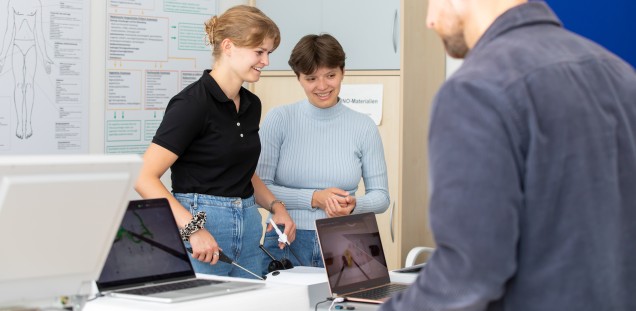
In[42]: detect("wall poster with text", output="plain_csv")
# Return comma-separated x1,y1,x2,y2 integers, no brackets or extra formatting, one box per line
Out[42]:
0,0,90,154
105,0,216,154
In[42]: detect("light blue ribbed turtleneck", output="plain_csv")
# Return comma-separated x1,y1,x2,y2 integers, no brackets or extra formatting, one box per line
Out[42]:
257,98,390,230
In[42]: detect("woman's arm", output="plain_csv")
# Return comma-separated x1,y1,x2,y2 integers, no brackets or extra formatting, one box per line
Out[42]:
352,124,391,214
135,143,222,265
135,143,190,225
252,174,296,246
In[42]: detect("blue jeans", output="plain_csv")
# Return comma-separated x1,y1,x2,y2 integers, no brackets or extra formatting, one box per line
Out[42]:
174,193,263,279
260,228,324,276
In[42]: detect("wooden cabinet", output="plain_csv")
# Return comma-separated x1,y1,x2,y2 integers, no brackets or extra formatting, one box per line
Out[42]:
250,0,445,270
393,0,445,269
254,0,400,70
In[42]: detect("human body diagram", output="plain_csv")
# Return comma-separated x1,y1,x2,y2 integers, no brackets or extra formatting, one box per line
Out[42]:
0,0,53,139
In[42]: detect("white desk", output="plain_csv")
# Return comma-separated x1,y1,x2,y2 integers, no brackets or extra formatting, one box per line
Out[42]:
313,271,419,311
83,270,418,311
83,274,308,311
263,267,419,311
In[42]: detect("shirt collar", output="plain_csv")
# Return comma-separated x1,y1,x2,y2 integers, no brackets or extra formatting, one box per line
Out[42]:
201,69,252,114
300,98,345,120
470,2,562,57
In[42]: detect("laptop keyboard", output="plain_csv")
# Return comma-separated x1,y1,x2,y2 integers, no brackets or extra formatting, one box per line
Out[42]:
351,283,408,300
120,279,222,296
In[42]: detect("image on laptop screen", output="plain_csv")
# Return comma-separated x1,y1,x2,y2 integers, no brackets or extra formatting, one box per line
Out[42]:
96,199,265,303
316,213,390,292
97,199,193,289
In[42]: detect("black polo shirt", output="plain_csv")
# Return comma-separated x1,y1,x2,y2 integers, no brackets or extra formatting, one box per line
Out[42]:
153,70,261,198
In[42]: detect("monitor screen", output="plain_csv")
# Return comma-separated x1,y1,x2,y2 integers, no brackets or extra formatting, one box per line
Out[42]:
0,154,142,307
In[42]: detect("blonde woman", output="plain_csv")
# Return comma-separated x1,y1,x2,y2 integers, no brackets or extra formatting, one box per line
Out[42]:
135,5,295,279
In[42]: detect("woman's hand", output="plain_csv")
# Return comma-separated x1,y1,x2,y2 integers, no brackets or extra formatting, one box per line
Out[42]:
312,187,351,210
269,203,297,249
188,229,222,265
325,195,356,217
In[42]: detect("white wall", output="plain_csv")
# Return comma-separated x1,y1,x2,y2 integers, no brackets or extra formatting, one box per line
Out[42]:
445,55,463,79
88,1,107,154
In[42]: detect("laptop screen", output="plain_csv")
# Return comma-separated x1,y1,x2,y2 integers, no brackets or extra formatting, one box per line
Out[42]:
316,212,391,295
96,198,194,291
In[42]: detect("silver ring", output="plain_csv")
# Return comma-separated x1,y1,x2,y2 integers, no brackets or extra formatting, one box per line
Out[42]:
213,252,219,256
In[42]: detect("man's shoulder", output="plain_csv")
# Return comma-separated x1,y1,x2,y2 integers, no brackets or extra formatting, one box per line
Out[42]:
440,67,503,100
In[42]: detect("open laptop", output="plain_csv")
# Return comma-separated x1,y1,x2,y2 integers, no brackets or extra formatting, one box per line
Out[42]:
95,198,264,303
316,212,408,304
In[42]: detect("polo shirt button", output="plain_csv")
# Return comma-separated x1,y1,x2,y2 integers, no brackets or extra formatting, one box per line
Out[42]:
240,134,244,138
236,122,240,126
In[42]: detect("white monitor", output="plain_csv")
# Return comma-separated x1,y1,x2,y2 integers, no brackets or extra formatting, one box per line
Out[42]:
0,154,142,307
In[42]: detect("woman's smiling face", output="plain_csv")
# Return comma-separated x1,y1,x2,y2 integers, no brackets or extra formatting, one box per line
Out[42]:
298,66,344,109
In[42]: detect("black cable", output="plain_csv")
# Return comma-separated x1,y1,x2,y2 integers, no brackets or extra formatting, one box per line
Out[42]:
85,293,105,302
260,244,278,261
286,242,306,266
315,298,331,311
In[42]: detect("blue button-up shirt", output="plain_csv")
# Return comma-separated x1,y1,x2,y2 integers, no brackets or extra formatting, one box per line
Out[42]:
381,2,636,311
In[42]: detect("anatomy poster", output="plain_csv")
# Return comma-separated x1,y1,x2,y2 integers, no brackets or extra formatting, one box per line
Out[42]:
105,0,217,154
0,0,90,154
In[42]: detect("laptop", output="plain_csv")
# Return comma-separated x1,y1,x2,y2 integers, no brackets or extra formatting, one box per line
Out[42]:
315,212,408,304
95,198,264,303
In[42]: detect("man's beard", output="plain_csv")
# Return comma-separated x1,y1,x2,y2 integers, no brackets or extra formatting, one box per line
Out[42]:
442,31,469,59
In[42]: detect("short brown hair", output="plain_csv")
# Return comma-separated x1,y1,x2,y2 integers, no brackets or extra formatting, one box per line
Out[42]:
204,5,281,59
288,34,346,77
